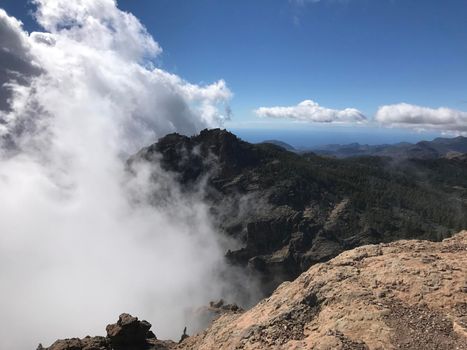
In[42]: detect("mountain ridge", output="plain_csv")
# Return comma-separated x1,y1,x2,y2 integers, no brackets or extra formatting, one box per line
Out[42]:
312,135,467,159
131,129,467,293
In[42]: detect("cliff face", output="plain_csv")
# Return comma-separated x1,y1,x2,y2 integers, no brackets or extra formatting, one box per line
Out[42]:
178,231,467,350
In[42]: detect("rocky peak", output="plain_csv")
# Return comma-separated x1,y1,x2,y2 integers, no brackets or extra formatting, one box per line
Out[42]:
135,129,267,186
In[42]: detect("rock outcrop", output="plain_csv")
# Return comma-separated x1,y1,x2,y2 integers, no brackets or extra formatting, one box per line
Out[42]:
106,313,156,349
41,314,175,350
177,231,467,349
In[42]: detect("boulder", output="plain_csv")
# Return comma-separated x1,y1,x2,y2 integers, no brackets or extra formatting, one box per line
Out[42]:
106,313,154,349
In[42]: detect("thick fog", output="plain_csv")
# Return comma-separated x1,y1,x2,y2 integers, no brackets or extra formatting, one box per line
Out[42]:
0,1,246,348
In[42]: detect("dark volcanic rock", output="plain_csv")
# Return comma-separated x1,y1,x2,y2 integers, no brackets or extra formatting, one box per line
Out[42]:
41,314,174,350
106,313,155,349
135,128,261,187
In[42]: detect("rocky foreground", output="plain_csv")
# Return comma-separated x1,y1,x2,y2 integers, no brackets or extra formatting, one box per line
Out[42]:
41,232,467,350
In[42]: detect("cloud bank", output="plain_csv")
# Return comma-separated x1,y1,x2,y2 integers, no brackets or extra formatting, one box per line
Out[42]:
0,1,244,349
255,99,366,123
375,103,467,135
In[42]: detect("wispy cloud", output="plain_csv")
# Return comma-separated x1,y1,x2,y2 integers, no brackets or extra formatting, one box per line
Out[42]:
290,0,350,6
375,103,467,135
288,0,351,26
291,0,321,5
255,99,366,123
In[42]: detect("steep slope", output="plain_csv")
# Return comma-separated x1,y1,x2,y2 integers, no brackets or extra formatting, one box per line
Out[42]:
131,129,467,293
178,231,467,350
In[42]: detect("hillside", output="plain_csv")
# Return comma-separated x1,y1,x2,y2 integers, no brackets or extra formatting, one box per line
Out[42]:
313,136,467,159
41,231,467,350
179,231,467,350
260,140,296,152
132,129,467,293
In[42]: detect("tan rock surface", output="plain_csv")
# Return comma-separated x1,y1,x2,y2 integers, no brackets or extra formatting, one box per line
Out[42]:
178,232,467,350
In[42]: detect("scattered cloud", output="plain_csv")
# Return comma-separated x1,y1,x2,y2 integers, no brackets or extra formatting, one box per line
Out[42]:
290,0,350,6
255,99,367,123
375,103,467,135
291,0,322,5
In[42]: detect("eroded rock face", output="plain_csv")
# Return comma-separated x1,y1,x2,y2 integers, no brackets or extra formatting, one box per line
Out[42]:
177,231,467,350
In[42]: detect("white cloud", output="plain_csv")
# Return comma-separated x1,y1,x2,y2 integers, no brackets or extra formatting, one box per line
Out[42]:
1,1,233,152
0,9,42,111
0,1,243,349
33,0,161,61
255,99,366,123
375,103,467,135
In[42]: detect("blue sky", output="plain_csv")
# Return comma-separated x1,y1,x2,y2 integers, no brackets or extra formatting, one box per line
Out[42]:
2,0,467,146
